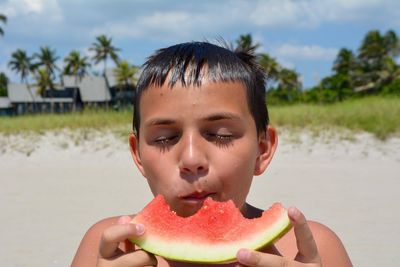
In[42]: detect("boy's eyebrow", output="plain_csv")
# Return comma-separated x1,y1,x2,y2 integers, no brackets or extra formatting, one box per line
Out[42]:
202,112,242,122
145,118,176,126
144,113,242,127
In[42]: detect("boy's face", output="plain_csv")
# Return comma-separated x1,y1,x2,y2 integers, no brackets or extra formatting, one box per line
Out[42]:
130,78,277,217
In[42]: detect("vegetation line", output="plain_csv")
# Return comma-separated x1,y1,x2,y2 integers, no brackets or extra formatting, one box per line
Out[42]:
1,96,399,139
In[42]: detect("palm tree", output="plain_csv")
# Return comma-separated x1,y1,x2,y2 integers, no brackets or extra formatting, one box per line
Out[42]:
113,60,137,106
34,68,54,97
33,46,60,79
258,53,281,85
0,72,8,96
64,50,91,77
358,30,386,70
33,46,59,111
89,35,120,75
64,50,91,110
275,68,301,102
278,68,301,91
8,49,37,108
235,33,260,53
113,60,137,89
356,30,400,92
332,48,357,94
333,48,356,76
383,30,400,58
0,14,6,37
33,46,60,109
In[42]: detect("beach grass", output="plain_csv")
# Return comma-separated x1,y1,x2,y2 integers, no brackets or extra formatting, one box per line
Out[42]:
0,96,399,139
269,96,400,139
0,108,133,135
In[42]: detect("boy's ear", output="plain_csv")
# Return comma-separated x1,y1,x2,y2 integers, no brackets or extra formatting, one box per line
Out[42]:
253,126,278,176
129,133,147,177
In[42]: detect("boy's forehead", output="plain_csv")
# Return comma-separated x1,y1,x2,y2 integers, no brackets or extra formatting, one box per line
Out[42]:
139,78,250,117
142,77,247,98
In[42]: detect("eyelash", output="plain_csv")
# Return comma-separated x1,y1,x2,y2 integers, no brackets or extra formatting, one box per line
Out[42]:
152,134,234,149
154,136,176,146
207,133,234,147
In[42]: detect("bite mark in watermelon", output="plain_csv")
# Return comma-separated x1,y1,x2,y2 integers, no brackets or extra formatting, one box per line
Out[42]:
129,195,292,263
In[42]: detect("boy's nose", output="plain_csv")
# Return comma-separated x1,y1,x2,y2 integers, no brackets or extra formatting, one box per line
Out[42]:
178,133,209,176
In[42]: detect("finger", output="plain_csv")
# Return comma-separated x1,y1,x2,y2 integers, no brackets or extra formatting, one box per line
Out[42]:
117,215,133,225
237,249,301,267
288,207,320,263
117,216,135,253
99,249,158,267
99,221,145,258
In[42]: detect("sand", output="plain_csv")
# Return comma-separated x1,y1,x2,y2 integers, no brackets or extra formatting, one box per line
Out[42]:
0,129,399,267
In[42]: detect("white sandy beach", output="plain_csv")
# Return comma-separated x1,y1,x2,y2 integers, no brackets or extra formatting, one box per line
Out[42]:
0,129,399,267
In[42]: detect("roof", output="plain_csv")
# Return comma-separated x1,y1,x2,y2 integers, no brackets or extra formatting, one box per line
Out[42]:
62,75,81,88
105,69,117,88
7,83,44,103
0,97,12,108
79,76,111,102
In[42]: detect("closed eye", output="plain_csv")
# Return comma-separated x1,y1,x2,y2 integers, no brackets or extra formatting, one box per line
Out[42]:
153,135,179,150
205,133,234,148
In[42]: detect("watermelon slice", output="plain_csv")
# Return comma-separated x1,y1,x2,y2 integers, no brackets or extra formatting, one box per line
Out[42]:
129,195,291,263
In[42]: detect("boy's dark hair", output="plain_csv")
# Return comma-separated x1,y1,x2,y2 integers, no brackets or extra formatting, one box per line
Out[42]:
133,41,269,136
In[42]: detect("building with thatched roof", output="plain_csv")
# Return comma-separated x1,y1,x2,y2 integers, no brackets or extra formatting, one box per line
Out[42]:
62,75,112,108
3,73,134,116
104,69,138,108
0,97,13,116
7,83,73,114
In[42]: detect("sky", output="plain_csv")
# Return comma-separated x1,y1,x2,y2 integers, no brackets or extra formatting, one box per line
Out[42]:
0,0,399,88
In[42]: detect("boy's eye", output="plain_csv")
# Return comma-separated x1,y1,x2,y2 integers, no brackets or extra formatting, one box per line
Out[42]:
205,133,234,147
153,135,178,147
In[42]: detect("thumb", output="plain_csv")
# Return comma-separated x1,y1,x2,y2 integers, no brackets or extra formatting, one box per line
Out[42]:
117,215,135,252
99,217,145,258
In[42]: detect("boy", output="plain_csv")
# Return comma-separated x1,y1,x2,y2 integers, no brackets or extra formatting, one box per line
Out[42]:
72,42,352,266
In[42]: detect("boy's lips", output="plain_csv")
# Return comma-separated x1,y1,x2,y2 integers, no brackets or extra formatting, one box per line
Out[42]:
180,192,215,202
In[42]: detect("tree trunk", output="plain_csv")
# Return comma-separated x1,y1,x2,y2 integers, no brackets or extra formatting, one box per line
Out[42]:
73,75,78,112
104,59,109,110
24,78,37,113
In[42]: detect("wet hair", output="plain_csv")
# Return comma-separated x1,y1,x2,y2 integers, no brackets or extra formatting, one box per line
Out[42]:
133,41,268,136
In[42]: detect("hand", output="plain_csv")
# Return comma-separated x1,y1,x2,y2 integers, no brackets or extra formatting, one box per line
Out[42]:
236,207,322,267
97,216,158,267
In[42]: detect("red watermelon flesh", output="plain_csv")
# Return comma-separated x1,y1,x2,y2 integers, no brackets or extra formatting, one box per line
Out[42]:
129,195,292,263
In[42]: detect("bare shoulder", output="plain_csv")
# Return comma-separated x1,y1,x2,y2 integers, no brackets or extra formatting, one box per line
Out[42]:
308,221,352,266
71,216,132,266
276,220,352,267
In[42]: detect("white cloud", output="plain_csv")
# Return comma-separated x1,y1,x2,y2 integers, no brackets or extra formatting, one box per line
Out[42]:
98,11,190,38
0,0,63,22
249,0,391,28
86,0,400,42
91,10,226,41
274,44,338,61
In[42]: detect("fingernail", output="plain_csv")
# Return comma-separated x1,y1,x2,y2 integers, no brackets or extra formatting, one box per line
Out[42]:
135,223,145,235
288,207,300,221
237,249,251,262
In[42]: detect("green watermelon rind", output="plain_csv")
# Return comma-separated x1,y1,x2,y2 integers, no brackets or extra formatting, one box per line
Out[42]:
130,210,292,263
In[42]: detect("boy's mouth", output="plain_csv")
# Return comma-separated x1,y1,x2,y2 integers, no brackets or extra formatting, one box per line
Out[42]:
181,191,215,202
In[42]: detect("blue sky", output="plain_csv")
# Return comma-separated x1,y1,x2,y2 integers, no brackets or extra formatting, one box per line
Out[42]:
0,0,399,88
